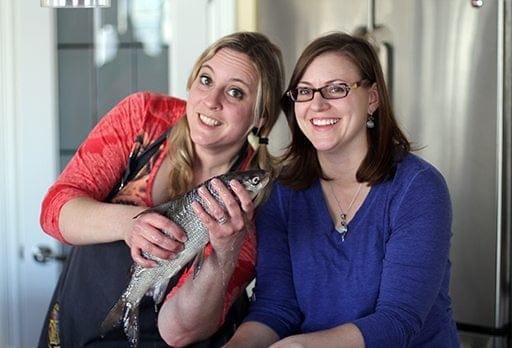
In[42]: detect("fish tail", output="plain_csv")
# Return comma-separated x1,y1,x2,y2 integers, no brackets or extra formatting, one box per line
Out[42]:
100,297,126,336
100,297,141,347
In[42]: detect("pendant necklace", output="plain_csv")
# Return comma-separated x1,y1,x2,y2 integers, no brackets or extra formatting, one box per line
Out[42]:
329,182,363,241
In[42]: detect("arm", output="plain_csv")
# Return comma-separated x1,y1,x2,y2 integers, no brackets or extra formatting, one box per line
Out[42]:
40,93,186,261
157,178,257,346
269,324,363,348
58,197,185,266
227,322,363,348
351,166,453,346
225,321,280,348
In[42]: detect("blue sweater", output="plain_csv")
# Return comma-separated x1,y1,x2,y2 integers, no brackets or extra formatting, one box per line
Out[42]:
247,153,460,347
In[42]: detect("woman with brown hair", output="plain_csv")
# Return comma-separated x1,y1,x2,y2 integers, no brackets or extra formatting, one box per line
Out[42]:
227,32,459,347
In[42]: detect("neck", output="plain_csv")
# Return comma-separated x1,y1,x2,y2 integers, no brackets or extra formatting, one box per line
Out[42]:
317,142,368,183
193,146,242,184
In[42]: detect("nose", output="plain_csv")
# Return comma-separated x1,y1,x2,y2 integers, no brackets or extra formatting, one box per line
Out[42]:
204,88,223,110
309,90,329,111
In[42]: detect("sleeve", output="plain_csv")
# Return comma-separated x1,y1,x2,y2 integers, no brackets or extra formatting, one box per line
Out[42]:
354,166,453,347
39,92,154,243
244,184,303,337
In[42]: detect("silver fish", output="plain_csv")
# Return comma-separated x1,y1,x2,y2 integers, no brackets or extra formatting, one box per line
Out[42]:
100,169,271,347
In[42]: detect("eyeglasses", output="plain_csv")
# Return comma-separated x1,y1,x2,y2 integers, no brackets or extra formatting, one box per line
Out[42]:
286,81,365,102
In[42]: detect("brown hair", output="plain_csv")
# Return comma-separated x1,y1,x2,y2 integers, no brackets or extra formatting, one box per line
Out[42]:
167,31,285,197
280,31,410,190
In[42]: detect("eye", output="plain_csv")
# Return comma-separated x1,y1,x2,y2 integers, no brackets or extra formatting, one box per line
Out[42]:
250,177,261,185
326,84,349,96
199,74,212,87
227,88,244,100
296,87,312,96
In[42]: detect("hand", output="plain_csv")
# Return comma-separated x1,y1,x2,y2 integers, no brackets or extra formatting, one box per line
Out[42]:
192,178,255,262
126,212,187,268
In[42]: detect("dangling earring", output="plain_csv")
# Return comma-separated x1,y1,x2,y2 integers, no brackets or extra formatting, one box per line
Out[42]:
366,113,375,129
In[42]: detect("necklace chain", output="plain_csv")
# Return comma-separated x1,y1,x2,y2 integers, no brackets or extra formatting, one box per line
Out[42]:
329,182,363,241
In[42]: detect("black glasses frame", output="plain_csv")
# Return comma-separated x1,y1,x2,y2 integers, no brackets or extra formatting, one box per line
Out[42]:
287,81,365,102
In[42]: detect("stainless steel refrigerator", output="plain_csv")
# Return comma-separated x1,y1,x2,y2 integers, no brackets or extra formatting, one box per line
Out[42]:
258,0,512,346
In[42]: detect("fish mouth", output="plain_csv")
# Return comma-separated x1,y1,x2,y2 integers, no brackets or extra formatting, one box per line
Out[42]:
311,117,339,126
199,113,222,127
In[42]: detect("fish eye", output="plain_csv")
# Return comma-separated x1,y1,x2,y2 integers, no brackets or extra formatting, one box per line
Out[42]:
251,177,261,185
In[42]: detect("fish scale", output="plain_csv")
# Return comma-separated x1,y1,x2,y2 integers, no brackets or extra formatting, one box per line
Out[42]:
100,169,271,347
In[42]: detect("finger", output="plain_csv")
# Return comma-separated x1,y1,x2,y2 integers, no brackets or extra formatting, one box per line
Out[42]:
192,200,216,225
131,245,157,268
136,212,188,243
135,233,183,262
229,179,255,215
197,184,229,221
210,179,241,216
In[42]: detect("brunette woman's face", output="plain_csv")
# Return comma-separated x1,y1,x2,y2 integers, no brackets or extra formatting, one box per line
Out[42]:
186,48,261,153
293,52,378,156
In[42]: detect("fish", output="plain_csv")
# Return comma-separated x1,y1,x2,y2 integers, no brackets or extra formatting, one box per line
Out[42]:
100,169,271,347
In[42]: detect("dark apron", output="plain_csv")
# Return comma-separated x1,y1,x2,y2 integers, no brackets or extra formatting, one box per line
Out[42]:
38,241,249,347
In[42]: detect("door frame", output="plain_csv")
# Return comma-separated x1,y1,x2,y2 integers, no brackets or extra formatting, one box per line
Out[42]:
0,2,60,347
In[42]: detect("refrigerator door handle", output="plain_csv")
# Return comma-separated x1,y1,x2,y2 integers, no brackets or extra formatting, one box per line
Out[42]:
471,0,484,8
354,25,394,97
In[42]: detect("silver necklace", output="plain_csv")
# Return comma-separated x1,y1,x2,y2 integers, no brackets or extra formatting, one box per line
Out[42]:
329,182,363,241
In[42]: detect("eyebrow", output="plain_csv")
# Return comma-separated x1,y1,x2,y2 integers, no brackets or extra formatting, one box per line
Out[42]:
297,79,347,86
200,63,253,88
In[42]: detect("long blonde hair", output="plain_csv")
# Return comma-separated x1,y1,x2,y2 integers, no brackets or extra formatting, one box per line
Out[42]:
166,31,285,197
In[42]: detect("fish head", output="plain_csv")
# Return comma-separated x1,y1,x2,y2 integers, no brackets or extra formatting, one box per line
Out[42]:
216,169,272,206
237,169,271,198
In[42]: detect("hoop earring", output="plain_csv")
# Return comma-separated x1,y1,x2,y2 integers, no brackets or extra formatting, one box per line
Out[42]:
366,114,375,129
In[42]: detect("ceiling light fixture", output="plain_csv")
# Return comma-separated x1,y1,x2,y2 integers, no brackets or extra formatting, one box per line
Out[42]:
40,0,111,8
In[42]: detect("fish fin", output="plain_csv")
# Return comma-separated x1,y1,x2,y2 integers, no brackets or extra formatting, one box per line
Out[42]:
100,297,126,336
151,278,171,309
132,207,156,219
192,249,205,279
132,200,178,219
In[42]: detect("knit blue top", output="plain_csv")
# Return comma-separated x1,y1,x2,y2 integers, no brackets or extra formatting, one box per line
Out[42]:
247,153,460,347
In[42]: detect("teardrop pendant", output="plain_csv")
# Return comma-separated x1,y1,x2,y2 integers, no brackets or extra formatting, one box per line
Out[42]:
336,213,348,241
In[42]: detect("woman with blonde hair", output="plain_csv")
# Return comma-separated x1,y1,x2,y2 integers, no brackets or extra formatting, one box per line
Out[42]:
39,31,284,347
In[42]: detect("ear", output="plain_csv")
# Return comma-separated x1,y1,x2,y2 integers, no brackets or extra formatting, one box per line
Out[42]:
368,82,380,114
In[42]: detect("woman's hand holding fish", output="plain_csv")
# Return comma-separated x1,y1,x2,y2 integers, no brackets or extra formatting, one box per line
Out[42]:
193,178,255,262
127,212,187,268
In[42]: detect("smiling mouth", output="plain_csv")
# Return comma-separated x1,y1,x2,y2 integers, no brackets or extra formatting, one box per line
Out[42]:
199,114,221,126
311,118,339,126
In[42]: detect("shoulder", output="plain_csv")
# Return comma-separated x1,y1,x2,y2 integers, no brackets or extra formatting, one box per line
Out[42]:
114,91,187,136
123,91,186,120
386,153,450,207
263,179,320,210
394,153,447,186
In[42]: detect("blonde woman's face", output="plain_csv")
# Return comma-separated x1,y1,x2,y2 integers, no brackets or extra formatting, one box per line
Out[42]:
186,48,260,153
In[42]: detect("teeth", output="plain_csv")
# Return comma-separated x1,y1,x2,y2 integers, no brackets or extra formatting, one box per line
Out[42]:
311,118,338,126
199,114,221,126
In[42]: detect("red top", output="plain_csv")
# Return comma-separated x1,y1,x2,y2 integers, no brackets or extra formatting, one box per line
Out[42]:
40,91,256,321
